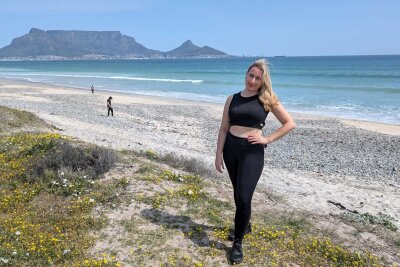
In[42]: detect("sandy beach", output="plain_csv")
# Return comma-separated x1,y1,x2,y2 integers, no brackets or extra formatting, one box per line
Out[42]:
1,79,399,256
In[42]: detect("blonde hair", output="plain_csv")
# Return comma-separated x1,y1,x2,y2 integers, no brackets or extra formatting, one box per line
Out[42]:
247,59,279,111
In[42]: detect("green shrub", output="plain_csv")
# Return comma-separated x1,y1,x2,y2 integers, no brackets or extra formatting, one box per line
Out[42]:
31,140,117,180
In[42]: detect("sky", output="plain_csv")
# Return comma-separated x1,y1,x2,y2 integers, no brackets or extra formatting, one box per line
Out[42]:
0,0,399,57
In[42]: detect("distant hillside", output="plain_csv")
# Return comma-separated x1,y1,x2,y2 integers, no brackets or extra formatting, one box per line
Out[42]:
0,28,229,60
164,40,226,58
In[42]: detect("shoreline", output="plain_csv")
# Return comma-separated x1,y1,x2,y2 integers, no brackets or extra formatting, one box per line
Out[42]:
1,78,399,229
2,78,400,130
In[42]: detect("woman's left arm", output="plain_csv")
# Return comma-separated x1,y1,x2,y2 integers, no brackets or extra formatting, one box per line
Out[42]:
248,102,295,145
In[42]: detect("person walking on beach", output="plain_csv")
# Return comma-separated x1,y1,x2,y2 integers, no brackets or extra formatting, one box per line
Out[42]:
107,96,113,116
215,59,295,264
91,85,94,94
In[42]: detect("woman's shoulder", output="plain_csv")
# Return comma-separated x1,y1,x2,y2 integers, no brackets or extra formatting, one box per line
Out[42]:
227,92,241,100
226,94,236,102
224,94,235,108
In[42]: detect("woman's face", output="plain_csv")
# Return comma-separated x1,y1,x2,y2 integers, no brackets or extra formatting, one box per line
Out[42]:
245,66,263,92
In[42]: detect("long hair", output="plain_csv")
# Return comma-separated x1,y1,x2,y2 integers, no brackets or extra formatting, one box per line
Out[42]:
246,59,279,111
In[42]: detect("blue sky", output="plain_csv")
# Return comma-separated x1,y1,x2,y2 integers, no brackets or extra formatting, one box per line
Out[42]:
0,0,399,56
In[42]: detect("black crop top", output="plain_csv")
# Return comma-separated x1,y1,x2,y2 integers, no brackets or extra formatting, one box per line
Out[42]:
229,92,268,129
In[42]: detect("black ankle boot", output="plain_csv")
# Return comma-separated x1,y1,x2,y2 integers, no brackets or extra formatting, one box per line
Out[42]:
229,239,243,264
228,222,252,241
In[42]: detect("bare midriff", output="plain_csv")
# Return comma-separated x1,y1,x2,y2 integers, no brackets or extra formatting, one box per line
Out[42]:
229,125,262,138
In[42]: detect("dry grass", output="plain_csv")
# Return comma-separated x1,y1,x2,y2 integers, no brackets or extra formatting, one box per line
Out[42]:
0,105,51,133
139,149,218,179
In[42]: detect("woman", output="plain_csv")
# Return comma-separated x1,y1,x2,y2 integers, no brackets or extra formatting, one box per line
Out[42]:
215,59,295,264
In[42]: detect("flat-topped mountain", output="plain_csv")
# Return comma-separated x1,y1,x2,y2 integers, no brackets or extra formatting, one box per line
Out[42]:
0,28,229,60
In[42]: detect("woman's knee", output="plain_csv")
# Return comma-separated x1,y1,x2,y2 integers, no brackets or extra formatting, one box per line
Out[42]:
236,193,252,209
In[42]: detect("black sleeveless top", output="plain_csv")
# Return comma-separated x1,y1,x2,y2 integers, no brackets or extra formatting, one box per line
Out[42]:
229,92,268,129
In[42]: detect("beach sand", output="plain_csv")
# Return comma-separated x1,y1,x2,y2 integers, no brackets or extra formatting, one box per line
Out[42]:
1,79,399,259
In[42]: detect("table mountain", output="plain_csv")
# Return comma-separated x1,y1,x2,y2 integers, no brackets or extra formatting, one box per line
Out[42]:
0,28,229,59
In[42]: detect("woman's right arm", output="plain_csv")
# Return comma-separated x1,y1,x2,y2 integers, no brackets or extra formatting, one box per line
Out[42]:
215,95,233,173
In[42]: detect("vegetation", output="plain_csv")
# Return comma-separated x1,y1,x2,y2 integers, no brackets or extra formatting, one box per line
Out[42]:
117,165,388,266
0,106,119,266
139,149,217,179
0,106,49,133
0,105,396,266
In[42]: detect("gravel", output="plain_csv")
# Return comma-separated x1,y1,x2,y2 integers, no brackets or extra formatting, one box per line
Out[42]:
1,86,399,182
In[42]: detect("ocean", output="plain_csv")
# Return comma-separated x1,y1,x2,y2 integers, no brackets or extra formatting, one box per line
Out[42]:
0,56,399,124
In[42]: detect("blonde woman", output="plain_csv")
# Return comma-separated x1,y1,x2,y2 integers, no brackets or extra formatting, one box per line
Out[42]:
215,59,295,264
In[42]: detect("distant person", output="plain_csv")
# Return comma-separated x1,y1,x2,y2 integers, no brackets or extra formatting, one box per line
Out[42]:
107,96,113,117
214,59,295,264
91,85,94,94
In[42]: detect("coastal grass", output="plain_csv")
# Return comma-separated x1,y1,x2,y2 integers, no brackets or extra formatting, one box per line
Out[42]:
345,212,398,232
111,161,389,266
0,110,121,266
0,106,395,266
336,212,400,255
139,149,218,179
0,106,49,133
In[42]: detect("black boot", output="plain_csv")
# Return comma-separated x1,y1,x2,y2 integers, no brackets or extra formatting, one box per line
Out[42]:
229,239,243,264
228,222,252,241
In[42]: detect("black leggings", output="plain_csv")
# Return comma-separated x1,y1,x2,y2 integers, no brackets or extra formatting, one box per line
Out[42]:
223,132,264,240
107,107,113,116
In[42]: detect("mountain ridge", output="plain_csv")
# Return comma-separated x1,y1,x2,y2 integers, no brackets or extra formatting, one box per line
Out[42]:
0,28,230,60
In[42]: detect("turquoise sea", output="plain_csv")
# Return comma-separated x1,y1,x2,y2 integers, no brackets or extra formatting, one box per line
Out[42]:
0,56,399,124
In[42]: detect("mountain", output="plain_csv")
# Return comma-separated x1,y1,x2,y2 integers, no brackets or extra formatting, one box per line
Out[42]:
0,28,161,59
164,40,226,58
0,29,229,60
